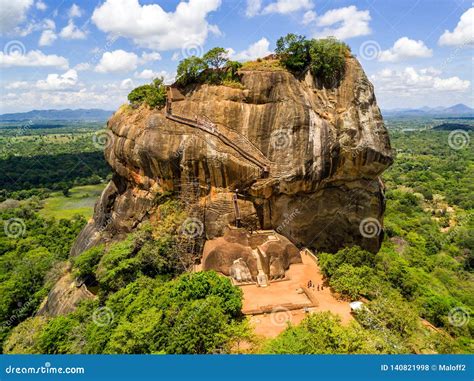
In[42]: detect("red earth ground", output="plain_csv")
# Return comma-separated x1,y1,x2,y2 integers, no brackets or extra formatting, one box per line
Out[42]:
240,251,353,338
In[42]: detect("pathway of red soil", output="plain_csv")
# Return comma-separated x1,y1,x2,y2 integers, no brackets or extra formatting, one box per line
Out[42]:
241,252,353,338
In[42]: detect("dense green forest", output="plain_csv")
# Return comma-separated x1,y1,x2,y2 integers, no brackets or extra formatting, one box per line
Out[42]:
0,122,110,200
0,119,472,353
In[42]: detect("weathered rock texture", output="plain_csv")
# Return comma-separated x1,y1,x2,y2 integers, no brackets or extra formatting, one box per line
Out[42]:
36,272,95,316
71,56,392,257
202,228,301,282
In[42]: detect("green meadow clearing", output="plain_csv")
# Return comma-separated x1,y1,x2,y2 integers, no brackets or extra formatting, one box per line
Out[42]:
39,184,106,220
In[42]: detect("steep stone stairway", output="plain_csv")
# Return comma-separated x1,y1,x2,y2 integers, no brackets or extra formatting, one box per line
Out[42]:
165,88,273,174
165,87,287,195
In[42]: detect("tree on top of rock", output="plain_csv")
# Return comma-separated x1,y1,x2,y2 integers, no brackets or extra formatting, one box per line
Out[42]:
202,47,229,70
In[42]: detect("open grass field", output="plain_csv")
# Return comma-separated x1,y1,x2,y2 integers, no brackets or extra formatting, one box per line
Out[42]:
39,183,106,220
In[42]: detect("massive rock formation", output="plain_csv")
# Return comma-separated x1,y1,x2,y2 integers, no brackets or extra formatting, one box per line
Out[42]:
71,56,392,258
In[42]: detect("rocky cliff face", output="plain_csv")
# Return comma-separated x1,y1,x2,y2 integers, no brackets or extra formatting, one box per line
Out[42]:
71,56,392,258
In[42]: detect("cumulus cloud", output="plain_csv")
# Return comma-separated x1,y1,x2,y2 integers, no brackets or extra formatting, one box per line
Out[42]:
245,0,262,17
119,78,135,90
5,81,29,90
315,6,371,40
134,69,160,79
95,50,138,73
59,20,87,39
0,0,33,34
74,62,91,71
262,0,312,15
39,30,57,46
1,86,126,113
43,19,55,30
230,38,272,61
302,10,317,25
438,8,474,46
35,0,46,11
134,69,175,83
36,69,78,90
245,0,312,16
140,51,162,63
68,3,83,18
378,37,433,62
91,0,221,51
371,66,470,94
0,50,68,69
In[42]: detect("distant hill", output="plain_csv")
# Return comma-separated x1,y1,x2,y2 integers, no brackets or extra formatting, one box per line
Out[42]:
432,123,474,131
383,104,473,118
0,109,114,122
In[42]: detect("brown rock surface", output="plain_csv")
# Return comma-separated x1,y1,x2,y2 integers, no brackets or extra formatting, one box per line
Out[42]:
71,56,392,257
36,271,95,317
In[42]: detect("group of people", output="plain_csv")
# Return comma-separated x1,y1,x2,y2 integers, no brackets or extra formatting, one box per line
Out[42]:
307,280,323,291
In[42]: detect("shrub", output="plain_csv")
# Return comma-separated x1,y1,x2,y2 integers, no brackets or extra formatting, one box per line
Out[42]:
127,77,167,109
176,56,208,86
275,33,350,85
176,47,243,87
265,312,372,354
203,47,229,69
275,33,310,72
319,246,375,277
308,37,349,85
329,264,378,300
72,245,105,281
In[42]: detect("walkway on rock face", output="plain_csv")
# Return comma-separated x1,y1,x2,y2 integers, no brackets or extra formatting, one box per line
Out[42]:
165,87,274,177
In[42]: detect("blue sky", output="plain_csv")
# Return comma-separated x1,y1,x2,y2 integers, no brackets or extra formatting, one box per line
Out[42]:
0,0,472,112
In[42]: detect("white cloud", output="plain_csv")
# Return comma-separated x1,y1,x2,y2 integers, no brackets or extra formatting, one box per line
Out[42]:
371,66,470,94
246,0,312,16
0,50,68,69
91,0,221,50
231,38,272,61
245,0,261,17
5,81,29,90
74,62,91,71
262,0,312,15
134,69,175,83
302,10,316,25
140,51,161,63
0,0,33,34
378,37,432,62
59,20,86,39
316,6,371,40
39,30,57,46
0,86,127,113
95,49,138,73
438,8,474,46
68,3,83,18
171,52,180,61
36,69,78,90
120,78,134,90
134,69,160,79
35,1,46,11
43,19,55,30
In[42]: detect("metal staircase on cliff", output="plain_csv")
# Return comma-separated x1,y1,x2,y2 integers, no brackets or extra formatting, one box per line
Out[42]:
165,87,274,179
